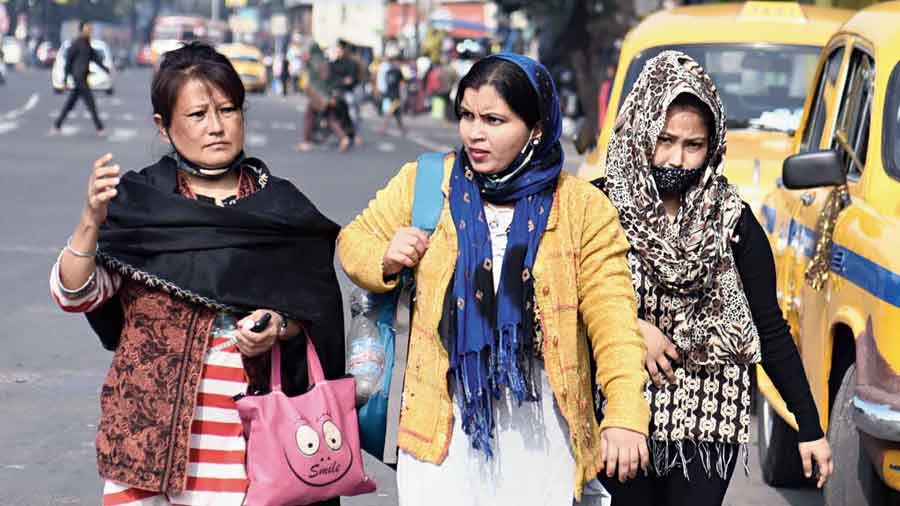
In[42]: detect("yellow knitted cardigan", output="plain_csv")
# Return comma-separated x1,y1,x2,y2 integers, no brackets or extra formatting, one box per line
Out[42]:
338,155,649,500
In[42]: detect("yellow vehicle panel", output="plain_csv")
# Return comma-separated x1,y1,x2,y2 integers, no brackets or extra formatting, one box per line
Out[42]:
759,1,900,495
218,43,267,92
578,2,851,213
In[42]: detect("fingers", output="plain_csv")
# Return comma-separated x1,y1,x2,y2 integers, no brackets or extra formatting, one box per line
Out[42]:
639,438,650,475
800,447,813,480
605,439,619,480
646,360,662,388
616,444,629,483
93,153,113,169
657,355,676,383
664,342,681,362
598,434,607,473
625,445,639,481
235,310,278,357
92,175,120,193
384,228,431,275
95,163,121,180
814,448,833,489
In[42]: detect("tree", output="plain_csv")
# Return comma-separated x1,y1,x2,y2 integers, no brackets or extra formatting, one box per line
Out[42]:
496,0,638,152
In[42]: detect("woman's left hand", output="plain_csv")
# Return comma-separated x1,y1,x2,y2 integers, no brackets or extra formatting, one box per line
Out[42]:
599,427,650,483
798,437,833,488
235,310,285,357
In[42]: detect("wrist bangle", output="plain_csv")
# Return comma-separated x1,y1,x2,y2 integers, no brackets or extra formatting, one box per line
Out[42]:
65,235,97,258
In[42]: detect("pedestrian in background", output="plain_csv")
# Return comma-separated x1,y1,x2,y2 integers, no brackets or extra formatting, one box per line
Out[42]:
592,51,833,506
0,45,6,86
279,51,291,97
330,40,362,146
377,54,406,136
51,21,109,136
331,40,361,126
296,43,351,152
49,42,345,506
339,53,650,506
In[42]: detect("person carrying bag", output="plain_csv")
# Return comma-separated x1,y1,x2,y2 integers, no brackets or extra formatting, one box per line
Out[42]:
237,329,377,506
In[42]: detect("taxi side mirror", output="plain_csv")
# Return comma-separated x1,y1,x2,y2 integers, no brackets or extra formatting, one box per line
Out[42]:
782,150,847,190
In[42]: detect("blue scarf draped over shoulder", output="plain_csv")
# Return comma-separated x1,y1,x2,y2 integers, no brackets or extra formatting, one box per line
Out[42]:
446,52,564,456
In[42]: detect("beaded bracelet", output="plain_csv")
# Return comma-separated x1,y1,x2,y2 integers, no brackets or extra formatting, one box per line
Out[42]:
65,235,97,258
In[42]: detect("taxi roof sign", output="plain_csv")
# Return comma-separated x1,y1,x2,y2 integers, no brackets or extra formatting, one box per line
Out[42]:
738,2,807,24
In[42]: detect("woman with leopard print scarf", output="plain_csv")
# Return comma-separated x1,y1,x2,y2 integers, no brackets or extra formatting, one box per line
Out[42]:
591,51,832,506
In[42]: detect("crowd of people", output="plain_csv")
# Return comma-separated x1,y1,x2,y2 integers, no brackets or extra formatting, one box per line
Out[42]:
49,39,833,506
284,38,464,153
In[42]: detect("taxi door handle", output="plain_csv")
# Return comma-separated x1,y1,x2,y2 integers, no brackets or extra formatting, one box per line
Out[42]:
801,193,816,206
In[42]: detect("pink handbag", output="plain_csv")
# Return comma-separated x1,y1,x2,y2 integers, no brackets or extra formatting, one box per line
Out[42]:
236,331,377,506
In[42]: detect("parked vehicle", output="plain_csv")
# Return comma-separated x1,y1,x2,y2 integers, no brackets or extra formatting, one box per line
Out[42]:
2,36,22,65
218,43,267,93
135,44,154,67
758,2,900,504
36,41,58,67
51,39,115,95
150,16,228,67
575,1,851,214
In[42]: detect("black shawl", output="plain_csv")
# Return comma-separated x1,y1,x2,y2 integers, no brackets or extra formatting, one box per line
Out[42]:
86,156,345,394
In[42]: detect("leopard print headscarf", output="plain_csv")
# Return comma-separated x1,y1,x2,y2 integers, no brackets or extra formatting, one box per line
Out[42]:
605,51,760,366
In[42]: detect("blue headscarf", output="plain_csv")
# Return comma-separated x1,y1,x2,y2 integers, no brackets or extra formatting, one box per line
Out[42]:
446,52,564,456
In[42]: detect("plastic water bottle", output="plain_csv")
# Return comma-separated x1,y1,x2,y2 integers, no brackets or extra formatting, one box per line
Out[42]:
348,288,386,405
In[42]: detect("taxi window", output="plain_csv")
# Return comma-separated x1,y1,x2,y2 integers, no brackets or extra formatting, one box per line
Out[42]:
883,63,900,181
620,44,821,135
800,47,845,153
831,50,874,179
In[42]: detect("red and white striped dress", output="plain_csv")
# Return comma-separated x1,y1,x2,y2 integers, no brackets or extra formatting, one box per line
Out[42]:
50,259,251,506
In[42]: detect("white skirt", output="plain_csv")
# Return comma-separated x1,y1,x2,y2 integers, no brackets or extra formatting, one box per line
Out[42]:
397,363,608,506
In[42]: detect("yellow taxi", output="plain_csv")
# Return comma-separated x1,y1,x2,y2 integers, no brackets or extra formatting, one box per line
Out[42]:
217,43,268,93
757,2,900,504
576,2,851,212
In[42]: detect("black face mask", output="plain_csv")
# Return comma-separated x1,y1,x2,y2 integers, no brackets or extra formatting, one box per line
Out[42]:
651,166,703,196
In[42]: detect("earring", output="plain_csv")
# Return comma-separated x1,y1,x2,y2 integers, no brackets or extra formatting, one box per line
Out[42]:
532,138,540,146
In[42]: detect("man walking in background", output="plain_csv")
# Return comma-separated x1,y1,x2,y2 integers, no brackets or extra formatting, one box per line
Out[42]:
51,21,109,136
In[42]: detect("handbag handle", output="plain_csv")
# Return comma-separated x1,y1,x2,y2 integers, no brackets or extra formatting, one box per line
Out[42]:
270,323,325,392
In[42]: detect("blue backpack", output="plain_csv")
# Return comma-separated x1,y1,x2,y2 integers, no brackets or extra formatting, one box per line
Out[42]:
357,152,446,464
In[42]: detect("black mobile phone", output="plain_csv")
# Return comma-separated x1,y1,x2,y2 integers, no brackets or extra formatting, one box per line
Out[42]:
250,312,272,333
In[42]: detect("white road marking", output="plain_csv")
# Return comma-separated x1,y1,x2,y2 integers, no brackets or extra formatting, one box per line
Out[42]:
271,121,298,131
120,113,136,121
0,121,18,135
376,141,395,152
3,93,39,120
78,111,110,120
246,133,267,147
0,244,59,254
385,130,453,153
108,128,138,143
60,125,81,136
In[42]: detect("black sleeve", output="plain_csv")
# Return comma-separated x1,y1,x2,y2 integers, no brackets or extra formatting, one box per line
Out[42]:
732,203,824,442
63,44,76,77
90,47,110,74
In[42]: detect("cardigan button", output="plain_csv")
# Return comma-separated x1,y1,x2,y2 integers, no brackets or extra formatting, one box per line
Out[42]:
542,286,550,295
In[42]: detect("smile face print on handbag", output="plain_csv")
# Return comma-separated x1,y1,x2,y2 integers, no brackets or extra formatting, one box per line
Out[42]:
286,413,355,487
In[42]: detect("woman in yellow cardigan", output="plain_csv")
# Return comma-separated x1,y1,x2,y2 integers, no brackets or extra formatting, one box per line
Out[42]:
338,53,649,504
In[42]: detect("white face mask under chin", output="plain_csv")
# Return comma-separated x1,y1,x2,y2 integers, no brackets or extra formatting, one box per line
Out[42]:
196,166,231,177
485,131,540,185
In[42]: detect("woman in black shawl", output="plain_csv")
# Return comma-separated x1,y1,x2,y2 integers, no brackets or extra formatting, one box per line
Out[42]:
49,42,344,505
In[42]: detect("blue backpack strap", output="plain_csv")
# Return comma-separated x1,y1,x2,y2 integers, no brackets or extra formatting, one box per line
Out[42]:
411,152,446,234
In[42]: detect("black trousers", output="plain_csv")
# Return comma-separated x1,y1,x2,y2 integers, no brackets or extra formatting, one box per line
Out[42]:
55,76,104,130
599,443,738,506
